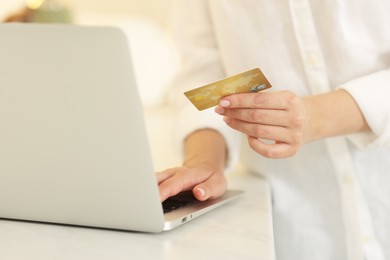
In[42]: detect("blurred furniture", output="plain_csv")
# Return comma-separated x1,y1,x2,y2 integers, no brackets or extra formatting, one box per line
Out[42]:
3,0,72,23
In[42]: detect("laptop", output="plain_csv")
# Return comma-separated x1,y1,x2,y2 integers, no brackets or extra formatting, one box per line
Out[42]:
0,24,243,232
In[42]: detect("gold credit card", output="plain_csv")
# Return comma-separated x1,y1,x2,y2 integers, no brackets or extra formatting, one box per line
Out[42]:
184,68,272,110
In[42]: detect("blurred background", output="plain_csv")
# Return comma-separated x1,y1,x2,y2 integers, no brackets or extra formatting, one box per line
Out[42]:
0,0,179,108
0,0,181,169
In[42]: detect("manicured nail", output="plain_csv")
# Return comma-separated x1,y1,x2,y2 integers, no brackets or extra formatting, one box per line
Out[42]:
215,106,224,114
219,100,230,107
196,187,206,197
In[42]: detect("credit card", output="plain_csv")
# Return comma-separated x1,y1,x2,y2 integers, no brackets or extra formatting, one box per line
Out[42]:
184,68,272,110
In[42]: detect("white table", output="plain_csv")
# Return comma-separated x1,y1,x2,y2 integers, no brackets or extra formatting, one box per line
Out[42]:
0,170,274,260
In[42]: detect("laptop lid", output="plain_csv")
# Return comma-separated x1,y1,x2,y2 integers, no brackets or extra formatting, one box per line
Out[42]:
0,23,166,232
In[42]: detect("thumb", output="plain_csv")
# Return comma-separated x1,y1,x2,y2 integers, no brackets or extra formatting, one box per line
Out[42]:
192,173,227,201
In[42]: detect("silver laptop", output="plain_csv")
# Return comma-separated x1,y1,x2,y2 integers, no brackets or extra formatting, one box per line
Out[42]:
0,24,242,232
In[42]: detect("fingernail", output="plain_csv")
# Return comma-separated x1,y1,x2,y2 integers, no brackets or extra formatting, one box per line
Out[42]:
219,100,230,107
223,117,231,124
196,187,206,197
215,106,224,115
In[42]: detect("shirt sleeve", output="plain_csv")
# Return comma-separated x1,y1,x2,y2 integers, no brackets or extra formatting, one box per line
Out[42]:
339,68,390,148
169,0,241,172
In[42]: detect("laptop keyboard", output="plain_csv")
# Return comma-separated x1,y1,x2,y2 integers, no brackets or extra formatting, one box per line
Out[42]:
162,191,197,214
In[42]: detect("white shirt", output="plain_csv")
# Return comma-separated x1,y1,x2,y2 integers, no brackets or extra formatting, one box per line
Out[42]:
170,1,390,259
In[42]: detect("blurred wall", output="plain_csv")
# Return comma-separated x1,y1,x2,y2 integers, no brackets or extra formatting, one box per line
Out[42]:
0,0,24,20
67,0,173,27
0,0,180,108
0,0,174,27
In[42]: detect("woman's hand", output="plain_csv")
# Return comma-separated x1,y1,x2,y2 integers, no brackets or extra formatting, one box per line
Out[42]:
215,89,369,159
157,166,227,202
215,90,307,158
157,129,228,202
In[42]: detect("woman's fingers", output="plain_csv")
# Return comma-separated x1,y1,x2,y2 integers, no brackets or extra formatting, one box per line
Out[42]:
157,166,227,202
216,107,288,126
216,90,306,158
193,171,227,201
219,90,298,109
247,136,299,158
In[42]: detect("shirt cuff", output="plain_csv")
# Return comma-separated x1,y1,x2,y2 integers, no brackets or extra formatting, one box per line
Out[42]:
339,69,390,148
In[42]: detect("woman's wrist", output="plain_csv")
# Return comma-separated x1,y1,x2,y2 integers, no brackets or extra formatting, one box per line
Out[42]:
183,129,227,172
303,89,369,143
